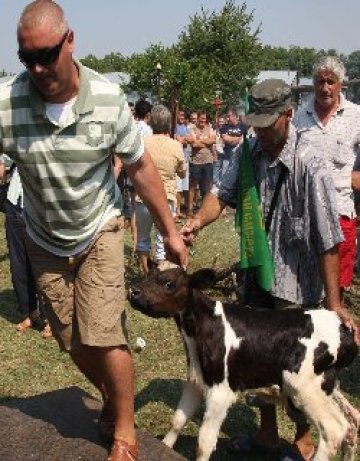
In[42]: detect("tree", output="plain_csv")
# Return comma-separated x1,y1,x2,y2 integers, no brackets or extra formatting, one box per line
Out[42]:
80,52,125,73
346,51,360,79
124,44,188,102
176,0,262,109
261,46,289,70
287,46,318,77
124,1,263,112
261,46,318,77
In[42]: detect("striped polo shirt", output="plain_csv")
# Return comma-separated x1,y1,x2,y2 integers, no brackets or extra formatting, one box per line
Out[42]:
0,61,143,256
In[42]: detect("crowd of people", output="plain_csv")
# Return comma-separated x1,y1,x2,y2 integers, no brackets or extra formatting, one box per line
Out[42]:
120,102,247,271
0,2,360,461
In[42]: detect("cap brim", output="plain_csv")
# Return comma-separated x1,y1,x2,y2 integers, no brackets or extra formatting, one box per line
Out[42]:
245,112,280,128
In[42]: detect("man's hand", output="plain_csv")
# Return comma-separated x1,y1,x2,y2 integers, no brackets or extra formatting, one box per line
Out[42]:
330,303,360,345
164,232,188,269
341,312,360,346
180,217,201,247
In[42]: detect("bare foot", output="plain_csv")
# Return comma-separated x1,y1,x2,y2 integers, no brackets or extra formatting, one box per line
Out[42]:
16,317,32,333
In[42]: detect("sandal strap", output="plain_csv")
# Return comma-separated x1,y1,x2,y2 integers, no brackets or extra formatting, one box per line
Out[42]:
108,439,138,461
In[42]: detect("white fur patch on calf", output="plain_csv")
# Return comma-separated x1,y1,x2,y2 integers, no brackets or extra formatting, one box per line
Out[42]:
182,329,207,391
304,309,342,360
214,301,241,380
197,383,237,461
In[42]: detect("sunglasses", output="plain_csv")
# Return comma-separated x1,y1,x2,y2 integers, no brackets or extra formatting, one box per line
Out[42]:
18,30,69,68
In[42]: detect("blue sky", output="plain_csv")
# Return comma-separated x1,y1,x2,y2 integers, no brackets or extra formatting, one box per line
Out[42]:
2,0,359,73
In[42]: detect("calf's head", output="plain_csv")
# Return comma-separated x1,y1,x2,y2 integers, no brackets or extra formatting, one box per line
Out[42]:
128,267,217,318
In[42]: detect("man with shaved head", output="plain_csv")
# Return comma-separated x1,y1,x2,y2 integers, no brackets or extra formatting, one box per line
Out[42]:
0,1,188,460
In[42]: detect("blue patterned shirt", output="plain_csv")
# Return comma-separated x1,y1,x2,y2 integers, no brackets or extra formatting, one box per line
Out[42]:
212,124,343,305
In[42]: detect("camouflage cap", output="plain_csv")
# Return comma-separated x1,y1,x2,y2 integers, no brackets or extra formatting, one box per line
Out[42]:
245,79,293,128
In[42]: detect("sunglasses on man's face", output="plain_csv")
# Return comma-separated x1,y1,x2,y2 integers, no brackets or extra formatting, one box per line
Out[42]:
18,30,69,68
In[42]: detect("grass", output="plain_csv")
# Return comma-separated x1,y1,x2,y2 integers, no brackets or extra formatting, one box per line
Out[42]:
0,212,359,460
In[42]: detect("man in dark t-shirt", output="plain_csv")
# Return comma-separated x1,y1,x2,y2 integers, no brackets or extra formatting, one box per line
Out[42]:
220,107,245,176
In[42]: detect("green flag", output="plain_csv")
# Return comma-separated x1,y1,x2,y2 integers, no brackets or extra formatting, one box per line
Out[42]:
235,88,274,291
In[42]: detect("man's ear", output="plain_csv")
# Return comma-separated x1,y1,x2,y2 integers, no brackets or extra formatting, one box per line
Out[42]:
189,269,217,289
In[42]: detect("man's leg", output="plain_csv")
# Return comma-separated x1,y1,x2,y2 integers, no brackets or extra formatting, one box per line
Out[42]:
71,344,136,446
257,405,280,447
98,346,136,445
70,345,106,398
293,423,315,460
339,216,357,303
74,216,137,454
5,202,41,329
135,202,153,277
229,403,280,454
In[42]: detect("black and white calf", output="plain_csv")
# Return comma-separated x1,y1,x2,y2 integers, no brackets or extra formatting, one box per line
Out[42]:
128,267,359,461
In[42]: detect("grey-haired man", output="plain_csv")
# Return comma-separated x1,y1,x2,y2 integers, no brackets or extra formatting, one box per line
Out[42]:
294,55,360,300
181,79,360,461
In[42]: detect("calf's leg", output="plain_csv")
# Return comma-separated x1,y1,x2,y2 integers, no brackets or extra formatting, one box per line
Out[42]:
163,380,202,448
287,384,348,461
332,389,359,461
196,384,236,461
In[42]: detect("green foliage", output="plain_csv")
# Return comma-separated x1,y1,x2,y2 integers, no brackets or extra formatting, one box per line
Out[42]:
123,1,262,112
347,50,360,79
287,46,318,77
80,52,125,73
261,45,289,70
124,44,187,102
261,46,318,77
176,0,262,108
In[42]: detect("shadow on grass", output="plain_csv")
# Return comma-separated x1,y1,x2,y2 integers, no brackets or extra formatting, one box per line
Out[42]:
2,386,102,443
135,377,260,460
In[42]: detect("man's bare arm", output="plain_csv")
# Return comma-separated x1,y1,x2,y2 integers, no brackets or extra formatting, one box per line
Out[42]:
0,162,6,183
351,171,360,191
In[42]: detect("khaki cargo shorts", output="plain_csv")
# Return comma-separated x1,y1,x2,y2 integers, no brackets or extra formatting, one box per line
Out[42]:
26,216,128,351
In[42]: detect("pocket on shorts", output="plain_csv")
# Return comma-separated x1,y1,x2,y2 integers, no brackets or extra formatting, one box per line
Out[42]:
88,229,124,331
38,274,73,325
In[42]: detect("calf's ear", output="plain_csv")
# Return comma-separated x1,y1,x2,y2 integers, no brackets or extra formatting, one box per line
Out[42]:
147,258,157,275
189,269,217,289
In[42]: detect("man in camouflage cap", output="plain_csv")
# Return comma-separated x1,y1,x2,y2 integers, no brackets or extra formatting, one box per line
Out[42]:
181,78,360,460
246,78,292,127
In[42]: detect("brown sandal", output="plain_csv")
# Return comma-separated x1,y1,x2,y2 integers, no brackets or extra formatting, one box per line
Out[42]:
108,439,138,461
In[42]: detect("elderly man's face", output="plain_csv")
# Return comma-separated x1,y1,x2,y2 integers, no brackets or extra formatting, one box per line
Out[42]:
314,71,341,113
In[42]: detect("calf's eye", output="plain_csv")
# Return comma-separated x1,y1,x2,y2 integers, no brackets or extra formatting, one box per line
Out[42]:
165,281,175,290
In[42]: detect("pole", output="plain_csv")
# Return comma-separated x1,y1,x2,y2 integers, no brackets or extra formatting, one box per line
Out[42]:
170,86,179,139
